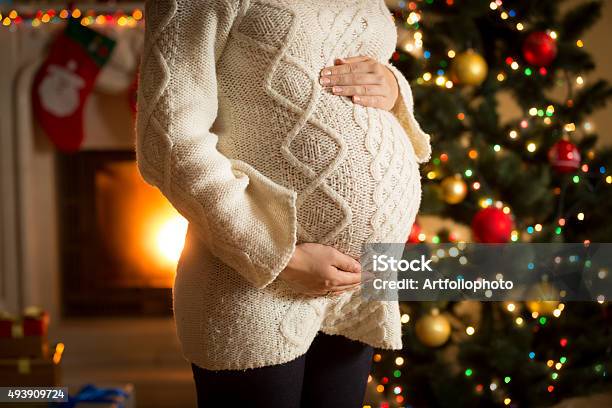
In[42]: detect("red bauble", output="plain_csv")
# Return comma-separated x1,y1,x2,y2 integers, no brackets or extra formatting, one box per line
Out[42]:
407,222,422,243
548,140,581,173
522,31,557,67
471,207,514,243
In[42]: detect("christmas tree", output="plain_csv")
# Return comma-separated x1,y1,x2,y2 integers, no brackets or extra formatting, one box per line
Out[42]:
368,1,612,406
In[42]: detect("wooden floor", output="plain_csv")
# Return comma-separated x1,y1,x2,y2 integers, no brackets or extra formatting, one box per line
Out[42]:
50,317,197,407
63,365,196,407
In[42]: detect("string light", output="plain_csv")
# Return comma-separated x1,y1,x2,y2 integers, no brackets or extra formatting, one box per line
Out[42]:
0,8,144,28
527,142,537,152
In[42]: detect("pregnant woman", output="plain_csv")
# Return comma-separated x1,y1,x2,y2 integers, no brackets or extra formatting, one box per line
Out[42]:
136,0,430,406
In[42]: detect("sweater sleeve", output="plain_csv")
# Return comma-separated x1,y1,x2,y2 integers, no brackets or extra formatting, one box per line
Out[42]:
385,62,432,164
136,0,298,289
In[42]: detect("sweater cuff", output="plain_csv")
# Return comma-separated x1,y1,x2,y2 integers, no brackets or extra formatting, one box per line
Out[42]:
385,62,432,164
208,160,298,289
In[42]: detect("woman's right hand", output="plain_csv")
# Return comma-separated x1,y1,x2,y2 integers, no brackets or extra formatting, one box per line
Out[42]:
278,243,364,296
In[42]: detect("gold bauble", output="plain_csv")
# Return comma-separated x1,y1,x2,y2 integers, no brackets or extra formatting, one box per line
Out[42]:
415,312,452,347
451,50,488,86
526,300,559,315
526,282,560,315
440,175,468,204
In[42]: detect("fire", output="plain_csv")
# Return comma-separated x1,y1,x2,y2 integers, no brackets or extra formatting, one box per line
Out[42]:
156,215,188,264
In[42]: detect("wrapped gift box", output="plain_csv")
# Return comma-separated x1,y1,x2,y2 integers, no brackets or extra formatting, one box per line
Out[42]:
0,342,63,386
0,308,50,358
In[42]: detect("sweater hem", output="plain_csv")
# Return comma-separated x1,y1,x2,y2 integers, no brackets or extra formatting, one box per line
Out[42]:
183,342,313,372
318,327,403,351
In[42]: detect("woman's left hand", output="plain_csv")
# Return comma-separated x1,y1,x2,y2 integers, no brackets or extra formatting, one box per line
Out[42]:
319,55,399,111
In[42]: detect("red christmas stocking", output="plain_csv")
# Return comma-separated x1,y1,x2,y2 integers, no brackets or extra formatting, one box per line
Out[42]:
32,18,115,152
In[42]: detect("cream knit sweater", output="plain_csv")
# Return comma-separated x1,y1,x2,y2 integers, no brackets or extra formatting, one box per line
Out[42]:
136,0,431,370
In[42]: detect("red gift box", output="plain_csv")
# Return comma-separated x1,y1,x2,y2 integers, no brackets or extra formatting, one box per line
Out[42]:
0,307,50,358
23,307,49,336
0,316,13,338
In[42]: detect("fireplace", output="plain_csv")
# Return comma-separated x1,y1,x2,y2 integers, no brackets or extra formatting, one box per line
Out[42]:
56,151,186,316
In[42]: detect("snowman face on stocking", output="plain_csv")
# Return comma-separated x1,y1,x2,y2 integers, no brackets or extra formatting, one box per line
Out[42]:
37,60,86,118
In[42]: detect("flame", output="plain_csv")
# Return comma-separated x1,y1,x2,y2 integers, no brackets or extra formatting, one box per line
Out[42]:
156,215,188,264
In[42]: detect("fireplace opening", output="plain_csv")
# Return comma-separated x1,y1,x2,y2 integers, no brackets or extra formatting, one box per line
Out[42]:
57,151,187,316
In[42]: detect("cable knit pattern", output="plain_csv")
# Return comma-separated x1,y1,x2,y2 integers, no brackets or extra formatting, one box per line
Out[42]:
136,0,431,370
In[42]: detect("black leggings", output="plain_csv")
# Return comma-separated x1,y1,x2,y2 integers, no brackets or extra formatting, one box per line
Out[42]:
191,332,373,408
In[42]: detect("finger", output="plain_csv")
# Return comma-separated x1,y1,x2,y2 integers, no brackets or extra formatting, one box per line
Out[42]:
320,60,377,77
331,253,361,273
325,268,363,288
331,84,386,97
322,72,385,87
320,73,385,87
353,95,387,109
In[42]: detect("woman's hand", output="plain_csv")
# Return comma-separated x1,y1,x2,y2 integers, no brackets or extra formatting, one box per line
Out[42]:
319,55,399,111
278,243,364,296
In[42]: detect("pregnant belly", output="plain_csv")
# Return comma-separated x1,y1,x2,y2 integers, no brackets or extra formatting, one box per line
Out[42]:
290,105,422,259
217,94,422,259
